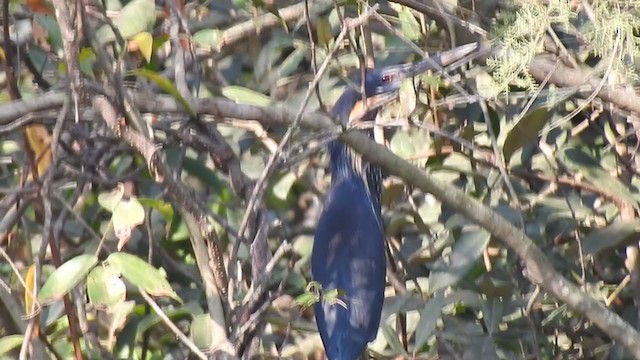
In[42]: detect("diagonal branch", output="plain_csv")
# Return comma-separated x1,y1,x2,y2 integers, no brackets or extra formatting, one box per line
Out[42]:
339,130,640,358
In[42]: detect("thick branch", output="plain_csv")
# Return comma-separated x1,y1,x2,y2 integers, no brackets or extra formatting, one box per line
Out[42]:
528,56,640,114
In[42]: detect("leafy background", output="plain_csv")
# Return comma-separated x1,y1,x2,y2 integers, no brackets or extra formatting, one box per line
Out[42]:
1,0,640,359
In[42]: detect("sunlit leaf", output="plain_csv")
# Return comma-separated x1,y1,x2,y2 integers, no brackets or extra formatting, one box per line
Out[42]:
128,31,153,62
191,314,214,351
24,264,37,317
96,0,156,44
38,254,99,305
98,185,125,212
106,252,181,302
390,128,431,166
272,172,297,200
398,78,418,117
112,197,145,250
193,29,224,50
87,265,126,311
398,7,421,41
0,335,24,356
222,86,272,106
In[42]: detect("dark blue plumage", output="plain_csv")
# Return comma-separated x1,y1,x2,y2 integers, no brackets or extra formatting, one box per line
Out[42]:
312,82,385,360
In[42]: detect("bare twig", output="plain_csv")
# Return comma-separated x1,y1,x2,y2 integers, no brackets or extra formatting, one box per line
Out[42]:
139,289,207,360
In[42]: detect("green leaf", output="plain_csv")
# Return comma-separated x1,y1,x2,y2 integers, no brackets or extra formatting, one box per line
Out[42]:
191,314,214,351
502,106,549,162
38,254,99,305
381,323,406,353
134,69,196,116
389,128,431,166
138,198,174,224
481,298,504,335
222,86,272,106
106,252,181,302
111,196,146,248
96,0,156,44
78,48,97,80
398,7,421,41
414,291,445,351
398,78,418,117
98,186,124,212
0,335,24,356
193,29,224,50
87,265,127,311
582,220,640,255
560,147,639,211
429,229,490,293
99,187,146,250
316,18,333,47
272,173,297,200
276,47,307,80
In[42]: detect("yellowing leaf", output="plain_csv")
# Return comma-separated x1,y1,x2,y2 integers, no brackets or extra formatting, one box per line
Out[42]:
79,47,97,79
24,264,38,317
316,18,333,47
129,31,153,62
24,124,52,179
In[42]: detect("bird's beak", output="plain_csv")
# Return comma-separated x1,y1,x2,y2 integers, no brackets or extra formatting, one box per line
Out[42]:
412,42,479,74
378,42,480,93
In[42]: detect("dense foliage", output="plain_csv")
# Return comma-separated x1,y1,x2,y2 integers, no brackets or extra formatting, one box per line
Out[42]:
1,0,640,359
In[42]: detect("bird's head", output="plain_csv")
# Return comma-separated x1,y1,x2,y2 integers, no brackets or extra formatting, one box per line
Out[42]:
329,43,479,180
332,42,479,125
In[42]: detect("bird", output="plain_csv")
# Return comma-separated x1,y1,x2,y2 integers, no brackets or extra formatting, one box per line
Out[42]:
311,42,479,360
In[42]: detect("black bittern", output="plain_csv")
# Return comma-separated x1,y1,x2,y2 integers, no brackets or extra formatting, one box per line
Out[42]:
311,42,478,360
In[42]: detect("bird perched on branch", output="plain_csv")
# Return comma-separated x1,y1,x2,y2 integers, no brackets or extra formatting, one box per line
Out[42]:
311,42,479,360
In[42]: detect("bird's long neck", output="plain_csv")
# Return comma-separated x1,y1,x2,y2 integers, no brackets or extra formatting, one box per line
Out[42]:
329,89,369,181
329,89,382,210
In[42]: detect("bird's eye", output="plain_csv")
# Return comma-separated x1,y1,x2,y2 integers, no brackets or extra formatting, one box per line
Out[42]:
382,74,393,83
